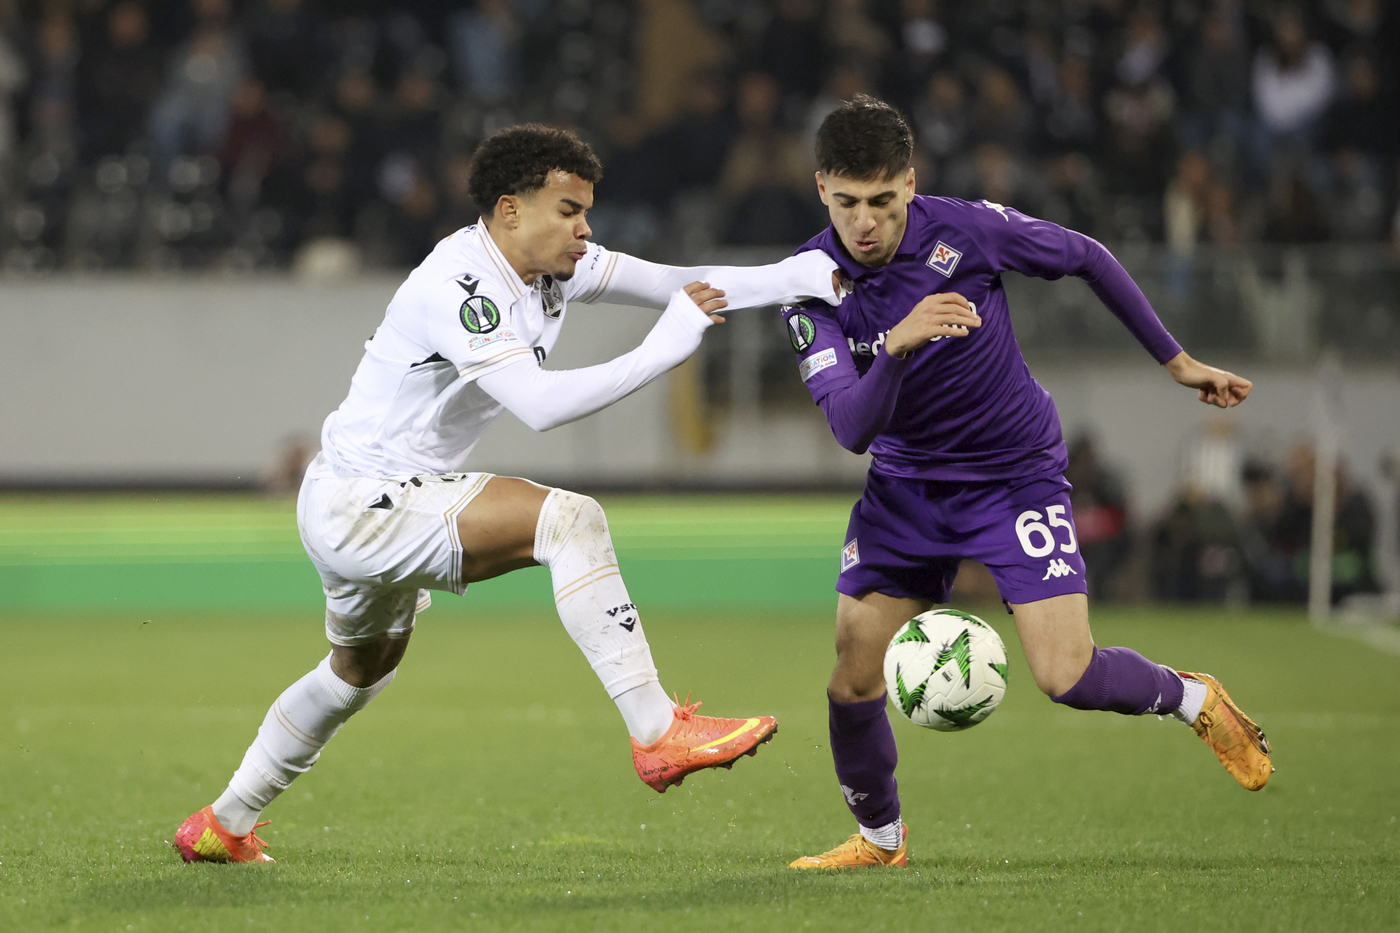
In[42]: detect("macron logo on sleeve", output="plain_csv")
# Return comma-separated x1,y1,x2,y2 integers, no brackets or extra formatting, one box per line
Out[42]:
798,347,838,382
926,241,962,279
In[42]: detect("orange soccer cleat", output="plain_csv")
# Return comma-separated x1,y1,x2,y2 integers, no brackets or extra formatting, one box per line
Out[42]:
1179,671,1274,791
173,806,275,863
631,695,777,793
790,824,908,869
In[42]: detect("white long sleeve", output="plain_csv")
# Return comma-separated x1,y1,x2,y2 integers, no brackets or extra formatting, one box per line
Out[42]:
575,248,840,311
476,288,714,432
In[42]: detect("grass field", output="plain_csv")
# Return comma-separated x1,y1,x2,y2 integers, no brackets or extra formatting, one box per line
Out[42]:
1,495,1397,932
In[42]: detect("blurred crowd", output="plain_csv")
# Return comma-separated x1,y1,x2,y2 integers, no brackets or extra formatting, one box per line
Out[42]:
1,0,1398,273
1067,430,1394,606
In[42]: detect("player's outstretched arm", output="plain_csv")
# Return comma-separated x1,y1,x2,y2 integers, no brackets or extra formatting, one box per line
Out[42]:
577,247,841,311
476,283,726,432
969,202,1183,366
1163,351,1252,408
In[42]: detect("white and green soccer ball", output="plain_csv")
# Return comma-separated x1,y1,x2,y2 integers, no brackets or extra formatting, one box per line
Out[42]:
883,609,1009,732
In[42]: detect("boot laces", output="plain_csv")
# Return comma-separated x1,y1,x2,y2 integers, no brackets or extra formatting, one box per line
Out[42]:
244,820,272,853
672,691,703,719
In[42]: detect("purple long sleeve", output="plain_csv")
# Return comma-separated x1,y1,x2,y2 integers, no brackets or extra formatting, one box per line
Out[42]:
817,348,910,454
1075,235,1182,364
973,207,1183,365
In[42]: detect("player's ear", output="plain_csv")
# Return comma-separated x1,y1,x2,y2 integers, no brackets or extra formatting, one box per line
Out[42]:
815,171,829,205
495,194,519,228
904,166,916,197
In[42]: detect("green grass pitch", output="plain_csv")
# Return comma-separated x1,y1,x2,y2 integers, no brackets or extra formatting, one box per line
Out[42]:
0,495,1397,932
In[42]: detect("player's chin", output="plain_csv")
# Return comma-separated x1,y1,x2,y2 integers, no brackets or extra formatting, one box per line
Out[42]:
551,255,582,281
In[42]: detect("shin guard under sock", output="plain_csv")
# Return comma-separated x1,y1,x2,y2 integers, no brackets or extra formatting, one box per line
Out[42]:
534,489,673,743
1052,646,1185,716
829,694,900,829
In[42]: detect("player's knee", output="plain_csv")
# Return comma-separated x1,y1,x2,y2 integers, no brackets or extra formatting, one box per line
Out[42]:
829,634,887,703
536,489,612,566
827,676,885,704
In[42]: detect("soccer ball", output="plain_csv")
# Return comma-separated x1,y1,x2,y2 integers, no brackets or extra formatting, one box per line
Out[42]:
883,609,1009,732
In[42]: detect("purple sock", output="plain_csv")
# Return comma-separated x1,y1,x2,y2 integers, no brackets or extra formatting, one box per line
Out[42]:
1052,646,1184,715
829,694,900,828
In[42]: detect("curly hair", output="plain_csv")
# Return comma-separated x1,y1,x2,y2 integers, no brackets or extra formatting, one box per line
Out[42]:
467,124,603,217
815,95,914,181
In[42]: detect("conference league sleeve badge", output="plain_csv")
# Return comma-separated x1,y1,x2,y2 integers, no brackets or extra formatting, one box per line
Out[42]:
460,295,501,334
787,312,816,353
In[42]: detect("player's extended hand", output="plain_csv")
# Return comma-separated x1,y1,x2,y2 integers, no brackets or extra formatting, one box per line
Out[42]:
885,292,982,357
1164,351,1252,408
684,281,728,323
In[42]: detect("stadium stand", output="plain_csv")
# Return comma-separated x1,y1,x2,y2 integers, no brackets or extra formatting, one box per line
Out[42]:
0,0,1396,273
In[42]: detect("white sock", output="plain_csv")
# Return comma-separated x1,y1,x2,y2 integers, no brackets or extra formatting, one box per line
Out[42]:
615,681,676,746
860,818,903,851
1171,673,1208,725
213,653,394,834
534,489,673,741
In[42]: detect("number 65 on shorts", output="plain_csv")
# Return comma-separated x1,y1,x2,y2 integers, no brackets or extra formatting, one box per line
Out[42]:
835,472,1089,606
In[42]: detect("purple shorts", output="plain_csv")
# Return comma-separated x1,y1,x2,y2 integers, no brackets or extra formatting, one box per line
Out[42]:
836,470,1089,606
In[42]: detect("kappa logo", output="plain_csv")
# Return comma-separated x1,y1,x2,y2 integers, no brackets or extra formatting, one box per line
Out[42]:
1042,558,1078,580
840,784,869,805
980,199,1011,221
926,240,962,278
841,539,860,572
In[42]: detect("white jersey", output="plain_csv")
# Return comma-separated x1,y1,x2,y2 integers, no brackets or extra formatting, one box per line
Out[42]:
318,221,841,481
320,223,609,479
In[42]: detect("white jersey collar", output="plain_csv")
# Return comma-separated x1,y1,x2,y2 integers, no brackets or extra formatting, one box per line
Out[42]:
474,219,529,302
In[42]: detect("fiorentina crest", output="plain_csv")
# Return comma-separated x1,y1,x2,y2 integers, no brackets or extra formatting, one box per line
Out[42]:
926,241,962,279
841,539,860,572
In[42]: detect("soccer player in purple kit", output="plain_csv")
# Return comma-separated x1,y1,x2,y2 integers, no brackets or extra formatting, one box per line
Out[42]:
784,97,1274,870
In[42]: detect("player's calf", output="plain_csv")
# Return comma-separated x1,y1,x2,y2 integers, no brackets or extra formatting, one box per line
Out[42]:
179,652,397,856
1051,647,1273,790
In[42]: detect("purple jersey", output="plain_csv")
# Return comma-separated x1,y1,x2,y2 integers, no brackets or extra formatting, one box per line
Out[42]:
783,196,1181,483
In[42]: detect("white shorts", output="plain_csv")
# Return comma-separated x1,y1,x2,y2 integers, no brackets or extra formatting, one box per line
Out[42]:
296,454,495,646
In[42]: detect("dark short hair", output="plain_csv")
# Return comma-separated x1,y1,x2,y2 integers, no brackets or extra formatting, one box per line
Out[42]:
815,95,914,181
467,124,603,217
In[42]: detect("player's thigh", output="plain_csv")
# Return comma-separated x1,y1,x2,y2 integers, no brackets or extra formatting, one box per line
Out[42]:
454,476,552,583
830,591,932,702
970,475,1087,606
1008,592,1094,697
299,468,495,649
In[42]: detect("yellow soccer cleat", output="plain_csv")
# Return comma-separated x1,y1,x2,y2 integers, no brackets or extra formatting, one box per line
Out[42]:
173,806,274,863
790,824,908,869
631,694,777,793
1179,671,1273,791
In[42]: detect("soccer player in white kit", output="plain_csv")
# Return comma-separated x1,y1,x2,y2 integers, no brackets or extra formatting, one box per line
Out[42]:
174,125,842,863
